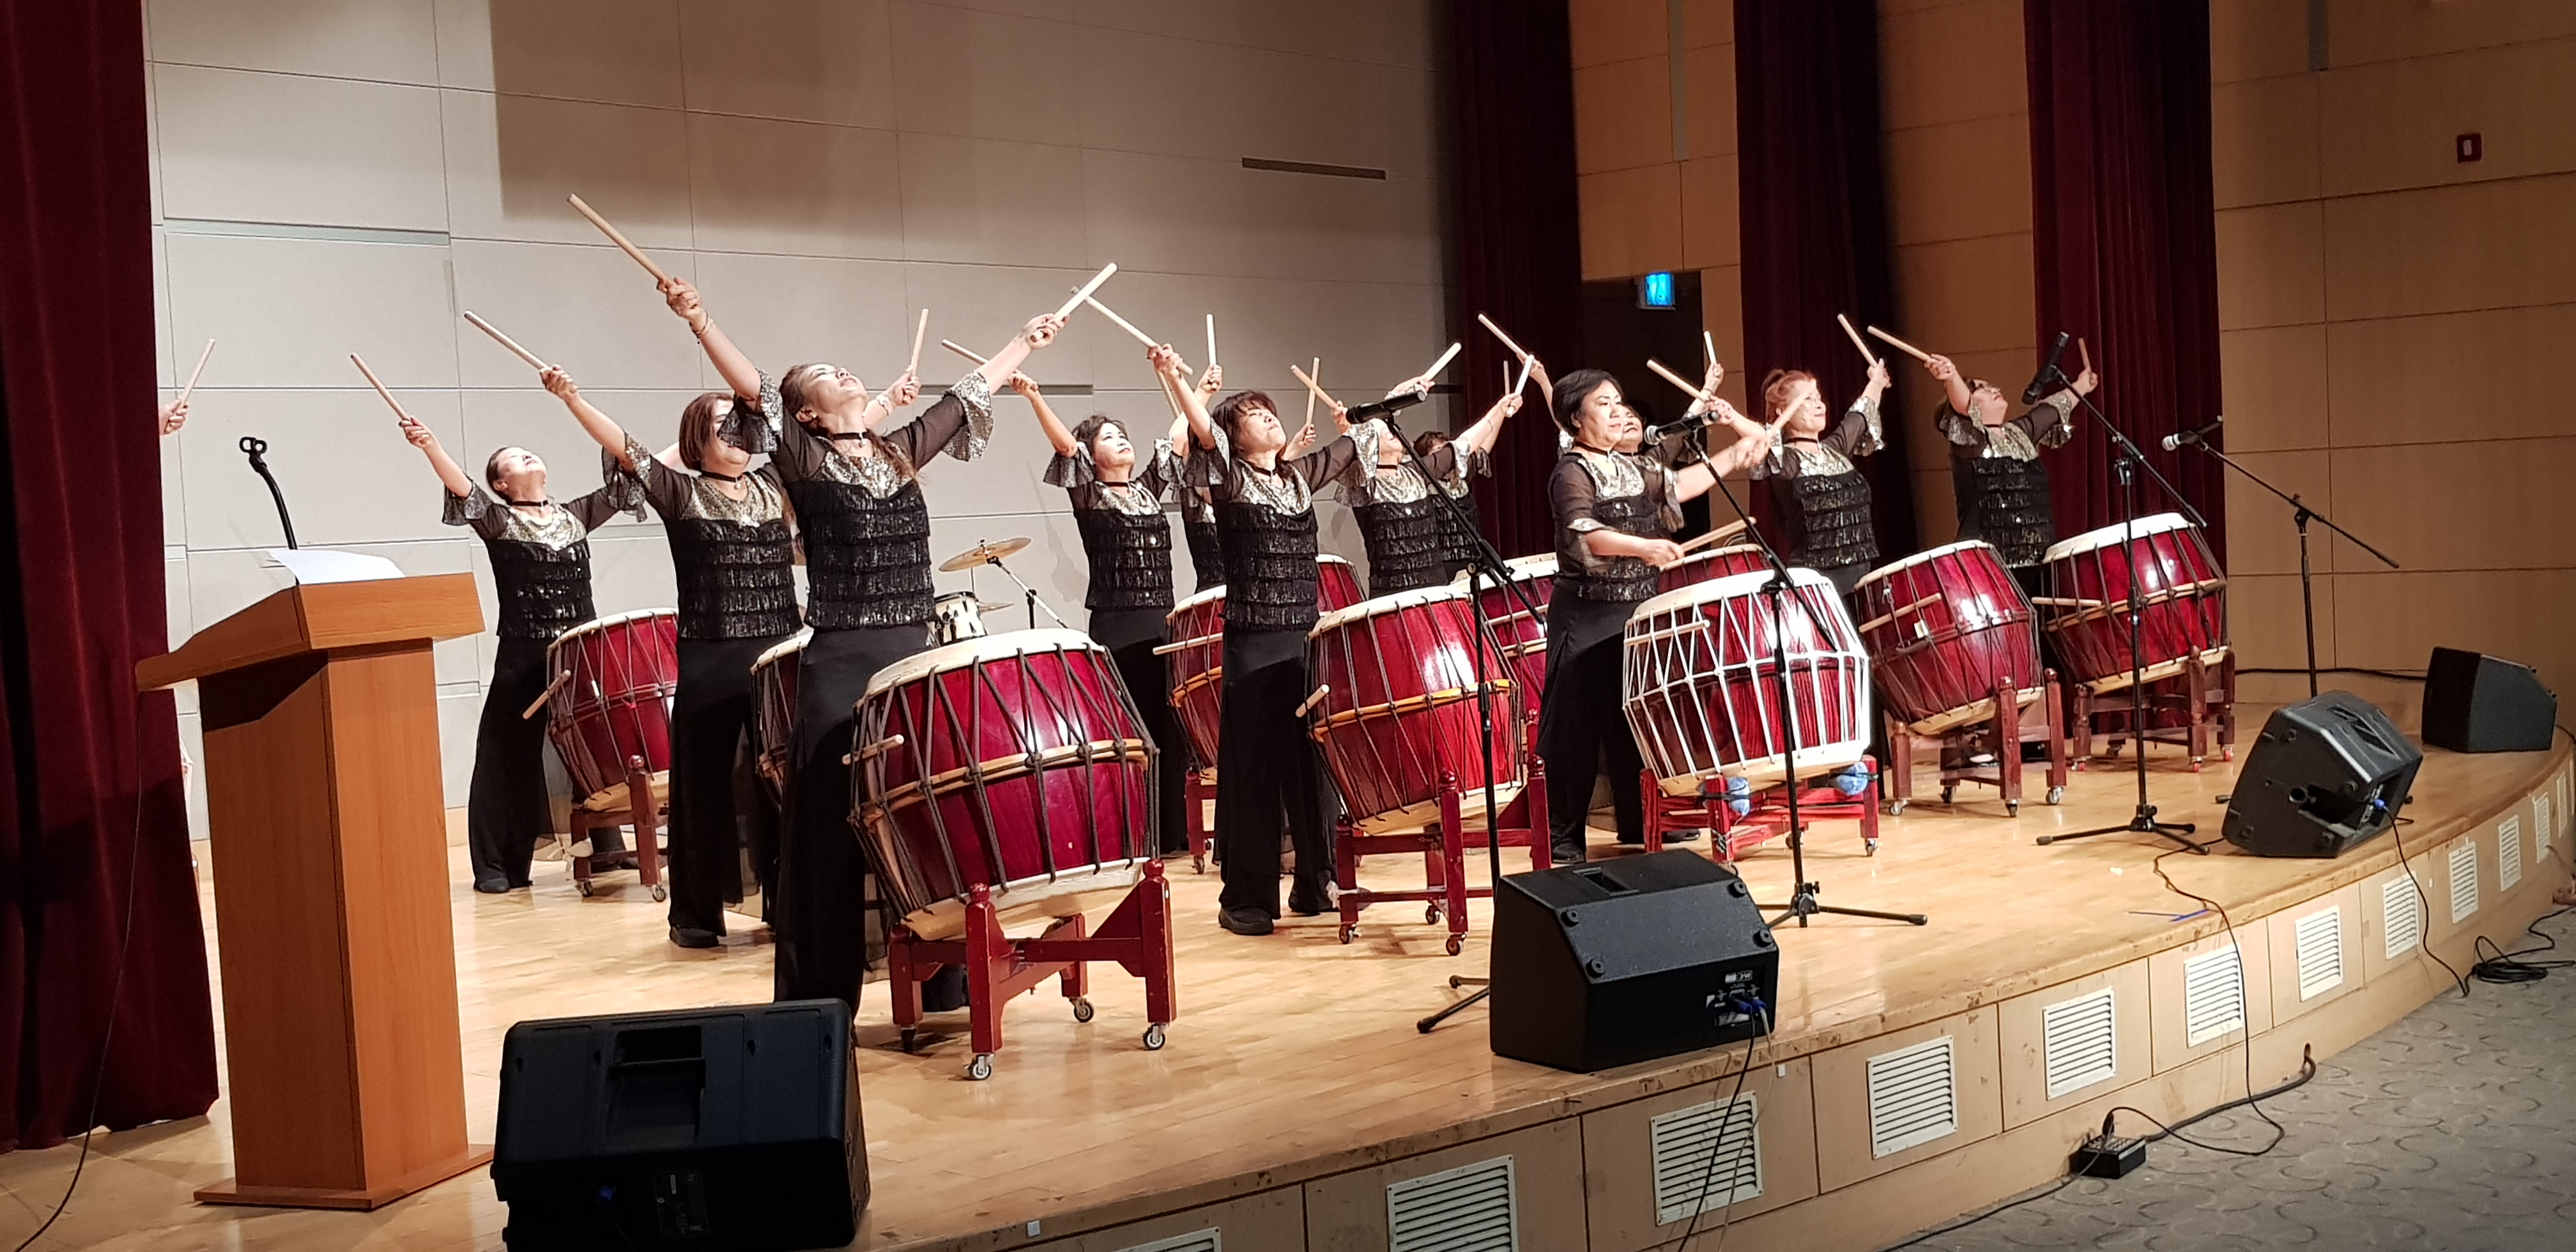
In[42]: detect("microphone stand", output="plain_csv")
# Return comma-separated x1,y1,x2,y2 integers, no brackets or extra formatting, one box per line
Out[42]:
2032,375,2205,853
240,436,299,549
2174,434,2397,698
1677,429,1926,929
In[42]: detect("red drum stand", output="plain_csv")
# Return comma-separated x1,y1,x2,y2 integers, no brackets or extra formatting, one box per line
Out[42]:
2070,651,2237,770
885,861,1176,1081
1883,675,2070,816
1639,758,1883,861
1332,767,1551,956
1185,768,1215,873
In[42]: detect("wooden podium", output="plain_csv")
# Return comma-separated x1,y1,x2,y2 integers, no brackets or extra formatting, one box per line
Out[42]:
138,574,493,1209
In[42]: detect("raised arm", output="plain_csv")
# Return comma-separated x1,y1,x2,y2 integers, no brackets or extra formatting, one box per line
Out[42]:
967,314,1064,396
661,277,763,404
1154,344,1216,450
540,367,636,470
1013,372,1077,456
1924,353,1974,416
1455,390,1522,457
401,415,477,497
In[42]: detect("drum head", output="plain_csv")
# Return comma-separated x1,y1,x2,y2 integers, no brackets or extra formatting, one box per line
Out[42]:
545,607,676,659
2042,512,2195,564
1632,564,1835,620
1311,582,1471,637
753,626,813,672
1854,540,2000,590
864,627,1105,697
1453,552,1557,592
1170,583,1227,618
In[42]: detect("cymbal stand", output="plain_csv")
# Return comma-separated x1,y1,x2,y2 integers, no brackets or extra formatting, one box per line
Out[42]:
972,550,1066,630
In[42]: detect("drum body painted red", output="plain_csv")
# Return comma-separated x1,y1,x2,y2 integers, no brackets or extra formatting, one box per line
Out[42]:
544,609,680,798
1307,586,1524,832
1623,568,1873,793
1657,544,1770,595
1849,541,2041,731
750,629,810,801
1315,554,1363,615
1162,586,1227,769
1457,554,1555,715
854,629,1154,932
2041,514,2228,693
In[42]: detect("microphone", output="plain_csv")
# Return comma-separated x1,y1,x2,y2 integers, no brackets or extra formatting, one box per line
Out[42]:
1648,408,1721,441
1341,388,1430,424
2159,416,2223,452
240,435,300,549
2021,331,2071,405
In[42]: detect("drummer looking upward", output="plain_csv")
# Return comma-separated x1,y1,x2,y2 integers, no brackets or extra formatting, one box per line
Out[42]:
1168,351,1392,937
1752,362,1893,596
1922,351,2097,600
1539,365,1772,864
666,275,1064,1011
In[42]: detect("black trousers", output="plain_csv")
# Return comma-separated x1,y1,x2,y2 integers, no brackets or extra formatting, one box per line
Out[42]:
1536,595,1644,857
1096,607,1190,858
775,624,926,1009
1214,628,1331,916
467,636,553,889
670,634,785,937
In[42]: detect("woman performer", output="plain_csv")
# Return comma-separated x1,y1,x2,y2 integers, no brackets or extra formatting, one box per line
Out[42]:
666,277,1061,1009
541,369,795,950
1166,354,1380,936
1751,362,1893,596
404,420,637,892
1922,353,2096,600
1538,365,1770,864
1018,357,1193,858
1340,386,1523,596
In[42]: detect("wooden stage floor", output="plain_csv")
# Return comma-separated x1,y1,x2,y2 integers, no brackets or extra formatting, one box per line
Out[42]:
2,732,2567,1251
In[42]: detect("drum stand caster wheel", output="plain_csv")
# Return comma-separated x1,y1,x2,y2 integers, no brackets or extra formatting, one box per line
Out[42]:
1940,784,1957,805
2006,800,2021,816
576,879,595,897
1885,798,1908,817
900,1028,920,1055
1142,1023,1167,1051
1070,997,1095,1024
2046,786,2066,805
1443,935,1464,956
966,1054,993,1081
648,883,668,903
1424,904,1442,925
1864,838,1880,857
1337,924,1358,945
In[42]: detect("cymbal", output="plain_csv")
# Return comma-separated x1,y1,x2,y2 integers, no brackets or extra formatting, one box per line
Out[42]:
938,536,1031,572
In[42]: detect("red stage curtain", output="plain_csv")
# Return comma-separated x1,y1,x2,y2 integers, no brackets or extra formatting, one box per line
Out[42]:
0,3,218,1151
1732,0,1916,557
1446,0,1586,560
2025,0,2227,549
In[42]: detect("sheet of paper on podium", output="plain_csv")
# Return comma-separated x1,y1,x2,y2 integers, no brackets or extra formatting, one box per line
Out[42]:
264,548,405,584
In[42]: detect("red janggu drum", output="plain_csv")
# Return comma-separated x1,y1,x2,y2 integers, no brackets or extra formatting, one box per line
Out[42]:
1453,553,1555,715
1154,558,1371,770
852,629,1156,938
1306,585,1525,832
1848,541,2045,734
2039,513,2229,694
1623,567,1873,793
1315,554,1363,614
543,609,680,800
749,628,811,801
1657,544,1770,595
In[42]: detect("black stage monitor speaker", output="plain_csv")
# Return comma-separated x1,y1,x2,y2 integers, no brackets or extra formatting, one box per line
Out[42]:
494,1000,866,1251
1489,851,1778,1073
2223,692,2421,859
2423,646,2557,754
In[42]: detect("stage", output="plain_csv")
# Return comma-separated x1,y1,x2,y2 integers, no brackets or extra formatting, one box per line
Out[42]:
6,730,2567,1252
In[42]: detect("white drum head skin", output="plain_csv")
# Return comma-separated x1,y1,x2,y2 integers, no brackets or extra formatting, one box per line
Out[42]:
753,627,814,672
1312,582,1471,637
546,606,677,657
1855,540,1999,590
1170,583,1227,618
864,627,1105,696
1632,564,1835,621
2043,512,2194,564
1453,551,1558,592
1318,554,1354,570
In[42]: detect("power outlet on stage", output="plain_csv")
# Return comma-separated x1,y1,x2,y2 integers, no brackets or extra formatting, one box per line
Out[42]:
2070,1134,2145,1179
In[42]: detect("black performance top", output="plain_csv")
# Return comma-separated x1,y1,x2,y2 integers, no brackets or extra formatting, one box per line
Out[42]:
1939,392,2076,569
618,436,799,641
1549,445,1683,604
1188,421,1368,633
443,480,638,639
1752,396,1883,574
734,371,994,632
1046,436,1186,613
1339,434,1461,598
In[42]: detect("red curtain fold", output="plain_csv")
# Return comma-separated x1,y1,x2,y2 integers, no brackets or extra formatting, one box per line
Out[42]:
0,3,218,1151
2025,0,2227,551
1732,0,1916,558
1446,0,1586,560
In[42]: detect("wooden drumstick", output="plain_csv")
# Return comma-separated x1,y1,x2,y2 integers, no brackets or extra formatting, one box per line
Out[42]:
1419,340,1462,381
2078,336,2092,374
1866,324,1934,364
1294,684,1332,718
566,193,671,284
1644,357,1706,401
349,353,417,424
942,338,988,365
520,669,573,720
1303,357,1321,429
1836,313,1880,366
1053,263,1119,321
1677,519,1749,553
1081,294,1156,347
908,308,929,376
177,338,216,407
463,310,548,370
1205,313,1218,369
1289,362,1338,415
1475,312,1533,363
1511,350,1533,397
1702,329,1718,378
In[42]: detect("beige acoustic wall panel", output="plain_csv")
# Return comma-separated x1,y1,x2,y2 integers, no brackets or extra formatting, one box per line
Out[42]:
1581,1055,1820,1249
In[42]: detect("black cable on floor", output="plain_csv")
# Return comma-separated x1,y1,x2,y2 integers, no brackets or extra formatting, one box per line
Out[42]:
2147,841,2294,1154
2108,1045,2320,1157
2471,906,2576,985
2384,816,2474,998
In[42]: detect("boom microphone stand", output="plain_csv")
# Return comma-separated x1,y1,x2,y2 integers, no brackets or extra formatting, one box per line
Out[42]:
240,436,299,548
2172,429,2398,697
2031,366,2207,853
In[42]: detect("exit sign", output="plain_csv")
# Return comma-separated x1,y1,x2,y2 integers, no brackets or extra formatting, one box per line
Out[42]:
1637,271,1676,309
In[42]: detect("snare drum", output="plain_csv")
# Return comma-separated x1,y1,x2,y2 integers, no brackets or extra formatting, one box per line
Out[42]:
852,629,1155,938
1455,553,1555,715
1160,584,1228,768
1307,586,1524,832
1848,541,2043,734
1623,568,1872,793
543,609,681,800
1657,544,1770,595
1316,554,1362,614
749,628,813,800
931,590,989,646
2039,514,2228,694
